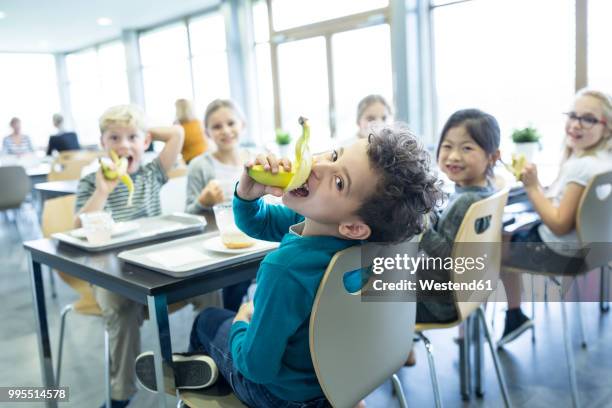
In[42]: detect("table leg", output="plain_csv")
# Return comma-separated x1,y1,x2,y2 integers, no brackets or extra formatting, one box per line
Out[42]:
147,294,176,408
29,255,57,408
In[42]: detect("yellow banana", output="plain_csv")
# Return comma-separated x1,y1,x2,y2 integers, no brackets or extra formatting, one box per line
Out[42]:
511,153,527,180
248,116,312,191
99,149,135,206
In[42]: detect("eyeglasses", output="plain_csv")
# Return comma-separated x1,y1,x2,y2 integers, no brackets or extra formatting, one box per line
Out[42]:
563,112,607,129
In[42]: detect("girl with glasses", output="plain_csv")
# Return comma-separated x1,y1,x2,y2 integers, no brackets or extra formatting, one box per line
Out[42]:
499,88,612,347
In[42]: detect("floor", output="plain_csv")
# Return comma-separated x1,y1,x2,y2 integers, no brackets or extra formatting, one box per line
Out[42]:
1,206,611,408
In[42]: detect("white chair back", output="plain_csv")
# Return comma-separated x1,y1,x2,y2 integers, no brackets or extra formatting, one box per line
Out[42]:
160,176,187,215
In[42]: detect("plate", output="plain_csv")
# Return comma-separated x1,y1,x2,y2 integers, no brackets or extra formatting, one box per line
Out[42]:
202,236,270,254
70,221,140,239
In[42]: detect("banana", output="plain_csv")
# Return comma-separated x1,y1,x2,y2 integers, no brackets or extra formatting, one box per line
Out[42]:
99,149,134,206
511,153,527,180
248,116,312,191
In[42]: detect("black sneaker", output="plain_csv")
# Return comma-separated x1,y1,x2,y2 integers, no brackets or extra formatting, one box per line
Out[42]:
497,309,533,348
135,352,218,395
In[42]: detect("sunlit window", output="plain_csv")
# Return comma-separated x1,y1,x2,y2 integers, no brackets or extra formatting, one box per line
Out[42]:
189,14,231,117
252,1,275,145
332,24,393,143
433,0,575,164
588,0,612,92
140,24,192,125
67,42,129,145
0,54,60,148
271,0,388,31
277,37,330,153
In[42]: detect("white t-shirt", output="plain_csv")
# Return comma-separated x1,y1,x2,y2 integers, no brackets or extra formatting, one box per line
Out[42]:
538,150,612,256
210,156,243,200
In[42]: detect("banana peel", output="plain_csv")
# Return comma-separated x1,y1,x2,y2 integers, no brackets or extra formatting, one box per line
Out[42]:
99,149,134,206
507,153,527,181
248,116,312,191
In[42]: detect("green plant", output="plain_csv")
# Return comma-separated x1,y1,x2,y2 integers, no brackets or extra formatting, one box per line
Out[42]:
511,126,541,143
275,129,291,145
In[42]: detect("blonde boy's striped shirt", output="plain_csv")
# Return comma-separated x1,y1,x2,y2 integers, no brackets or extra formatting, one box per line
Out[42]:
76,158,168,222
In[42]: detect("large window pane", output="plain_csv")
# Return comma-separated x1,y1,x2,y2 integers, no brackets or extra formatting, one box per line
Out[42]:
271,0,388,31
191,56,231,116
588,0,612,91
67,43,129,145
254,44,275,145
433,0,574,164
332,24,392,142
140,24,192,124
278,37,330,153
139,24,189,67
0,54,60,148
189,14,227,56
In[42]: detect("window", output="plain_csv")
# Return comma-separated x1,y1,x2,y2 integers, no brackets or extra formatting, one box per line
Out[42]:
271,0,388,31
66,42,129,145
332,24,393,142
0,53,60,148
252,1,275,145
140,23,192,125
277,37,330,153
189,13,231,117
432,0,575,164
588,0,612,91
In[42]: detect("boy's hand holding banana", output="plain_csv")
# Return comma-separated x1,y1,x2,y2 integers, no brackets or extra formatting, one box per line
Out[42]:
98,150,135,206
238,117,312,201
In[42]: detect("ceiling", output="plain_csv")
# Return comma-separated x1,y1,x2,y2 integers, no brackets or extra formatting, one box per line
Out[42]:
0,0,220,53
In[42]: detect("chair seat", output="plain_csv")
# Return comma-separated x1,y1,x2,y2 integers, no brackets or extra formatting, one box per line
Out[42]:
503,264,591,278
179,389,246,408
415,320,461,332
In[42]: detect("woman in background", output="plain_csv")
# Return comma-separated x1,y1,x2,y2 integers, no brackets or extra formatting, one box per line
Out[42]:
175,98,208,163
2,117,33,156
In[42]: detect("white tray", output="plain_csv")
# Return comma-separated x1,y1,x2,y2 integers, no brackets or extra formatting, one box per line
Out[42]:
53,213,206,252
118,232,279,278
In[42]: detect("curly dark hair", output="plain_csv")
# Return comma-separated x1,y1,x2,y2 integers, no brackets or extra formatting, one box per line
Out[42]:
357,124,443,243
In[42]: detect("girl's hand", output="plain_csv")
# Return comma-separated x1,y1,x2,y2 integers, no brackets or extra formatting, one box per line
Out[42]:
94,168,119,197
520,163,540,190
233,301,254,324
236,153,290,201
198,180,224,207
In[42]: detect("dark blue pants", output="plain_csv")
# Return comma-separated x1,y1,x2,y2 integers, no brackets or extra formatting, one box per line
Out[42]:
189,307,329,408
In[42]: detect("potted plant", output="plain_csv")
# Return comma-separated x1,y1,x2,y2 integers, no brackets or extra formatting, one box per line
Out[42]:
511,126,541,162
275,129,292,157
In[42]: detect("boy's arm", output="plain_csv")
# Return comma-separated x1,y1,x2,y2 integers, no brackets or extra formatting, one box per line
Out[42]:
150,126,184,174
73,170,118,227
234,194,303,242
229,262,307,384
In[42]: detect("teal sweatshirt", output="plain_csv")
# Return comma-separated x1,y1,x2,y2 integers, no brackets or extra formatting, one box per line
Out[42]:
230,195,358,401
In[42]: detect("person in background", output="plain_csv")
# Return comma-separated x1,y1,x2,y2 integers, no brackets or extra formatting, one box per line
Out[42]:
75,104,221,408
185,98,253,311
46,113,80,155
337,94,393,148
2,117,33,156
499,88,612,347
175,98,208,163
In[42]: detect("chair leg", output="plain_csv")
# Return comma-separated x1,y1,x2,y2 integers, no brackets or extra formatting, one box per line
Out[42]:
573,277,587,349
476,307,511,408
531,275,536,343
391,374,408,408
601,266,610,313
104,329,111,408
56,304,74,385
48,267,57,299
557,283,581,408
459,317,471,401
418,332,442,408
474,314,485,398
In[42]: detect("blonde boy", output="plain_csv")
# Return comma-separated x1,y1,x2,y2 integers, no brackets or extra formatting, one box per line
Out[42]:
75,104,220,408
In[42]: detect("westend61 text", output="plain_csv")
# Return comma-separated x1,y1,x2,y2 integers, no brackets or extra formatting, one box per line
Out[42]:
372,279,494,292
